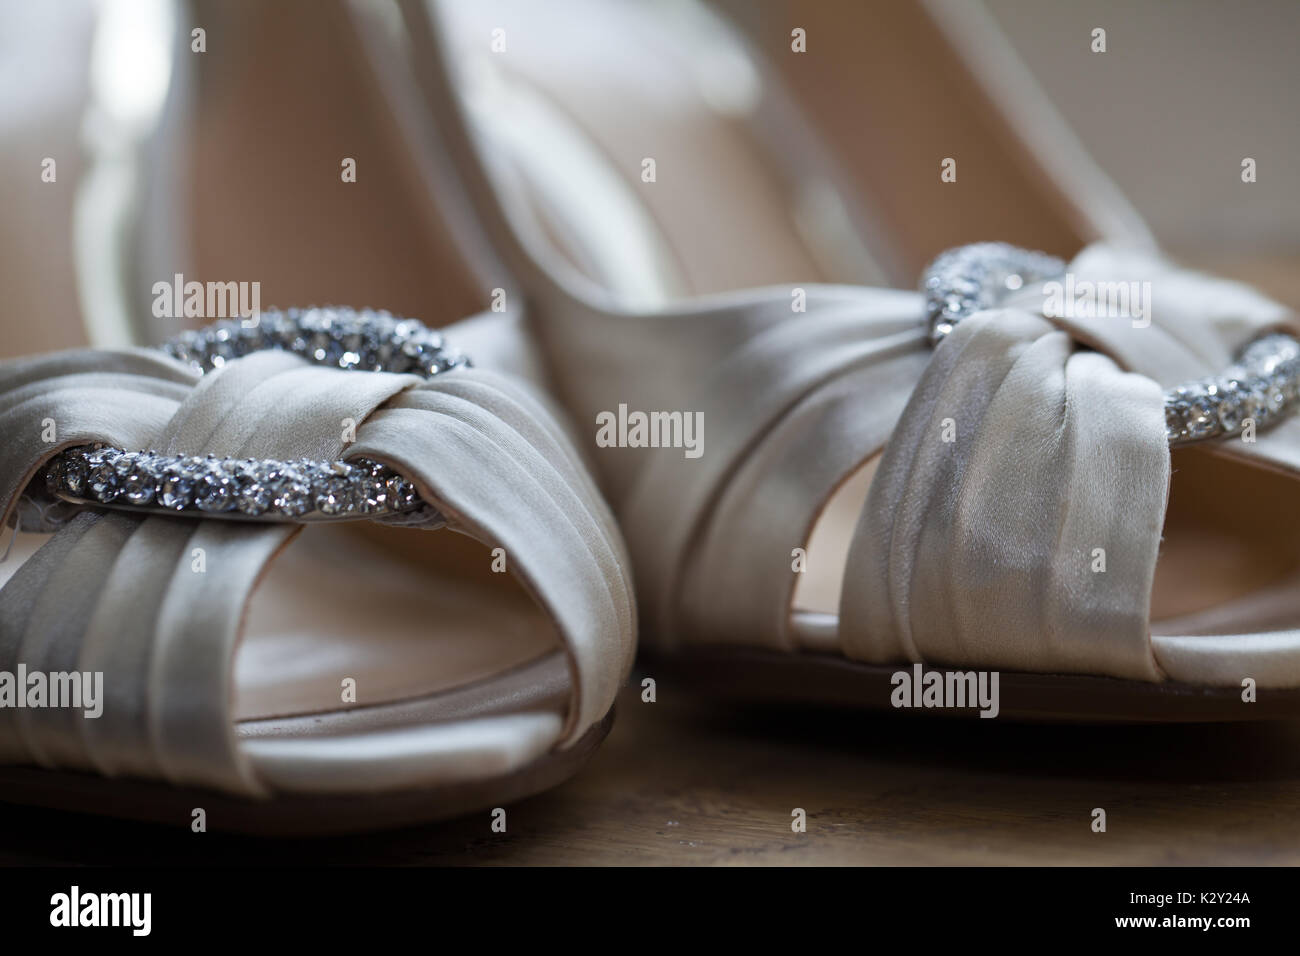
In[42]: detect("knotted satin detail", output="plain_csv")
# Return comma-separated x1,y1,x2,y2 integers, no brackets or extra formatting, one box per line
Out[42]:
0,327,635,795
529,243,1300,683
842,309,1168,679
1006,244,1300,478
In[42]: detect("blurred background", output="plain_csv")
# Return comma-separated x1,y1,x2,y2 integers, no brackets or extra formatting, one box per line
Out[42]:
3,0,1298,350
719,0,1300,299
986,0,1299,259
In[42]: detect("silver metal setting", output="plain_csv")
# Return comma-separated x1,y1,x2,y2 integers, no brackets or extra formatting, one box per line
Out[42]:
921,243,1300,447
159,306,469,377
923,241,1065,346
44,446,434,524
42,308,461,524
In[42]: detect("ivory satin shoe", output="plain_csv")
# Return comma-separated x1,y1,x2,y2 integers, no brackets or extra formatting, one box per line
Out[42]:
0,0,634,833
385,0,1300,719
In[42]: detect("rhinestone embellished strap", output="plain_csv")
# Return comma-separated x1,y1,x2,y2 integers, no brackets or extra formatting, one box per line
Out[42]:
923,242,1066,346
41,308,463,524
921,243,1300,447
45,447,432,523
160,306,469,376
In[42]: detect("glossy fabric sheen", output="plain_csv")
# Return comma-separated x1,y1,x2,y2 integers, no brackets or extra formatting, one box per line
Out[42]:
503,229,1300,685
1008,244,1300,480
0,324,635,795
400,2,1300,687
847,310,1167,679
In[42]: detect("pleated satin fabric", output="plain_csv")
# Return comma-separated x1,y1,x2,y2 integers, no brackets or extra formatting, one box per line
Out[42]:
0,320,635,795
531,281,1172,682
1006,244,1300,480
530,284,937,649
843,309,1168,680
492,230,1300,683
398,0,1300,687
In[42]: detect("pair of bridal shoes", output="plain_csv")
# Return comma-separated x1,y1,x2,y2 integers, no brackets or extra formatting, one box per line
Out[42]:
2,0,1298,833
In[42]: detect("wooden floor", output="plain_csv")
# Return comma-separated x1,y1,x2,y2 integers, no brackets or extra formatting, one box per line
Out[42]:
4,676,1300,865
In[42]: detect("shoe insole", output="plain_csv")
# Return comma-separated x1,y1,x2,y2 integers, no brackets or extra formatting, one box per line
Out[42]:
235,522,560,721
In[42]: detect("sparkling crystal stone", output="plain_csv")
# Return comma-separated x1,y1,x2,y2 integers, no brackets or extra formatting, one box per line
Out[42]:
361,478,390,514
234,463,273,516
85,448,123,502
1180,387,1218,439
1279,358,1300,402
1264,379,1287,415
157,468,195,510
50,454,87,497
386,475,418,509
1216,381,1247,433
922,242,1065,344
310,331,342,365
400,339,433,369
1164,400,1188,443
1244,381,1271,428
120,457,158,505
270,472,312,517
315,464,358,516
194,468,236,512
112,451,144,480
